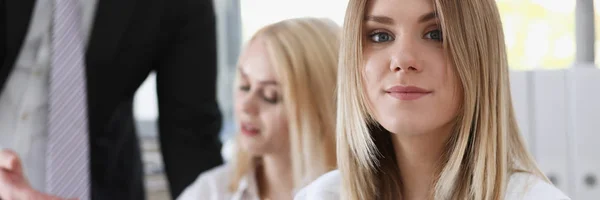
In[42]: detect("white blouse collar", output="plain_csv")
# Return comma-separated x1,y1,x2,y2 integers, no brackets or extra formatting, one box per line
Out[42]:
232,168,260,200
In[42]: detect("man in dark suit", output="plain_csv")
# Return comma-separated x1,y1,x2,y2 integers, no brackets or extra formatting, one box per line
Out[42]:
0,0,223,199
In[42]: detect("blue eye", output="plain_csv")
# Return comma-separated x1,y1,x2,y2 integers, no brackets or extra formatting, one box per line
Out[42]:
424,30,443,41
369,32,394,43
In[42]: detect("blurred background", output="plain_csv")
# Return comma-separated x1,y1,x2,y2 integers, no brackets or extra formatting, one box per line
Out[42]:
135,0,600,199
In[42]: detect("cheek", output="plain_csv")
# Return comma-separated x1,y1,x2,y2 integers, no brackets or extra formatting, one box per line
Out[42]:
432,62,462,119
259,106,289,153
262,106,288,138
363,52,389,87
363,52,390,105
233,92,245,117
233,92,242,112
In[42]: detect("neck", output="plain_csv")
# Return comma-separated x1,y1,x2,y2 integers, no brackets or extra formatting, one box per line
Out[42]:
392,124,453,200
256,153,294,200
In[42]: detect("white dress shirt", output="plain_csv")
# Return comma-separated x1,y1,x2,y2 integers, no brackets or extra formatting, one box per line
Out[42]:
294,170,571,200
177,164,261,200
0,0,97,192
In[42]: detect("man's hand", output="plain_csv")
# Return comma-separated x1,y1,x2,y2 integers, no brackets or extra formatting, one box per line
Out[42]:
0,149,36,200
0,149,67,200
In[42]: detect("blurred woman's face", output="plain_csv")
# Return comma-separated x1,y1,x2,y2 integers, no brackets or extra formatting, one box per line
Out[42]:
362,0,462,136
235,39,289,156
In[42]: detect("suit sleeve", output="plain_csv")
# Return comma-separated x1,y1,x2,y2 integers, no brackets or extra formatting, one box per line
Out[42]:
0,0,6,66
155,0,223,198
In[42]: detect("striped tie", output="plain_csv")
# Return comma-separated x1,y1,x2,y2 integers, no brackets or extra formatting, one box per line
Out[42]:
47,0,91,199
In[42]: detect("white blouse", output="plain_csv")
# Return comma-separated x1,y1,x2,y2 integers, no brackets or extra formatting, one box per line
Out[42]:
294,170,571,200
177,165,261,200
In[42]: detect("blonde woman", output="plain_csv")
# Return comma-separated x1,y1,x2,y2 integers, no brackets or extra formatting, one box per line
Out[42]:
177,18,340,200
295,0,570,199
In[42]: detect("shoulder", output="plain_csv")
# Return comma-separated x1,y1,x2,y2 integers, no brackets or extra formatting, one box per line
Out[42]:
294,170,342,200
194,164,232,188
177,165,233,200
506,172,571,200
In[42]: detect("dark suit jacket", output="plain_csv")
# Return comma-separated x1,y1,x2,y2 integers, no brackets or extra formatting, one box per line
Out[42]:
0,0,223,199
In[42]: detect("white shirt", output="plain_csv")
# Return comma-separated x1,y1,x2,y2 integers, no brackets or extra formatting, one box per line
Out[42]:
177,164,261,200
294,170,571,200
0,0,97,192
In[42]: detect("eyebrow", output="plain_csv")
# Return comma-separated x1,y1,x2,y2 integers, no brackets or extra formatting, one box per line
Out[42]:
364,11,438,25
238,68,279,86
364,15,394,25
418,11,438,23
258,80,278,85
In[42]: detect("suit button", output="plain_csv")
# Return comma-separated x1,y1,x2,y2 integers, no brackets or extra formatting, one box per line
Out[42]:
33,69,43,77
21,113,29,120
585,173,597,188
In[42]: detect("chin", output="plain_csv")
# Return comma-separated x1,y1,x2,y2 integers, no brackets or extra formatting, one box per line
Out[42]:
245,150,265,157
378,119,426,136
384,125,425,136
240,141,267,156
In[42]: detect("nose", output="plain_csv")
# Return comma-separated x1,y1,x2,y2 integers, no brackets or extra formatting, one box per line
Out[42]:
389,36,422,73
239,92,259,116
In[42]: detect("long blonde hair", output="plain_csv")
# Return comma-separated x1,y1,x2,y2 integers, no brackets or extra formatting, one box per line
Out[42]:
229,18,340,191
337,0,547,199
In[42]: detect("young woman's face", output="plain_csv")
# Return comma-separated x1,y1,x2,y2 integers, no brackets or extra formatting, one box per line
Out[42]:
362,0,462,136
235,39,289,156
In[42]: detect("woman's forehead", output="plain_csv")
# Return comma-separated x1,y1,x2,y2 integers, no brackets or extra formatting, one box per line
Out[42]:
239,40,278,83
365,0,436,21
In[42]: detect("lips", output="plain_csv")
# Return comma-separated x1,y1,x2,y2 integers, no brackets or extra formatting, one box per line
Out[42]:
385,85,432,101
241,122,260,136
